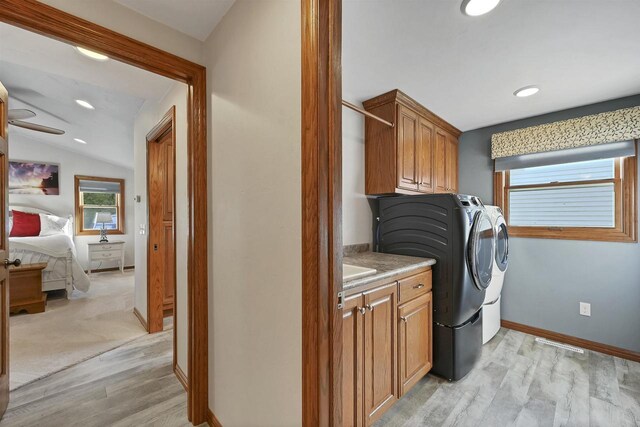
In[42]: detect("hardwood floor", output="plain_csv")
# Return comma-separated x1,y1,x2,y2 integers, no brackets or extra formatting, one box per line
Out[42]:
376,328,640,426
1,331,199,427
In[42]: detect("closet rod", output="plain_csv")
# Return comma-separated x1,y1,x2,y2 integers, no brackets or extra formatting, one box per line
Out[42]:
342,100,394,127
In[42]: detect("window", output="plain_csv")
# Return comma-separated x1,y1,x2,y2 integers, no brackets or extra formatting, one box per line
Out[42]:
74,175,125,235
494,156,637,242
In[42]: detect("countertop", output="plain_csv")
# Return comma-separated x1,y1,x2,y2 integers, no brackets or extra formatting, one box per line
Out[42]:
343,251,436,292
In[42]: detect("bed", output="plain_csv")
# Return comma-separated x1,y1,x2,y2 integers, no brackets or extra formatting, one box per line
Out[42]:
9,205,90,298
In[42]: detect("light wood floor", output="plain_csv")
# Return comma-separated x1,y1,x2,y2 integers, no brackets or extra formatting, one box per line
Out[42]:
376,328,640,426
1,331,197,427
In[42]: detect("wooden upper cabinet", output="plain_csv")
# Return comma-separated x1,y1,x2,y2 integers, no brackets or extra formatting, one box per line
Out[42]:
396,105,419,192
417,118,435,193
363,90,460,195
447,134,459,193
434,128,448,193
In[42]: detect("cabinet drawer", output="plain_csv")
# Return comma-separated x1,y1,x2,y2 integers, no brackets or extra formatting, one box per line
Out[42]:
92,251,121,260
92,244,122,252
398,270,432,303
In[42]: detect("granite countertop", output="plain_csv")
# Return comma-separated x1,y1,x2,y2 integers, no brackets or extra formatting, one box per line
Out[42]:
343,251,436,291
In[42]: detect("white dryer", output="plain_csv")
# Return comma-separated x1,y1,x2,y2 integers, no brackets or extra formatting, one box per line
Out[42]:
482,205,509,344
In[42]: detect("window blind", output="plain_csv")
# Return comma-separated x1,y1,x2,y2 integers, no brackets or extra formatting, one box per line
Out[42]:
508,159,617,228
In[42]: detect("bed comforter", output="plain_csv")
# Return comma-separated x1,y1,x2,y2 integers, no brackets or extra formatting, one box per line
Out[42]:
9,234,90,292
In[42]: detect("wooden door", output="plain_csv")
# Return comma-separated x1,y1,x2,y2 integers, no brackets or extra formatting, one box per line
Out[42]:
343,294,364,427
0,82,10,417
396,105,419,192
434,128,448,193
147,116,176,333
363,283,397,426
417,118,435,193
398,292,432,396
446,134,459,193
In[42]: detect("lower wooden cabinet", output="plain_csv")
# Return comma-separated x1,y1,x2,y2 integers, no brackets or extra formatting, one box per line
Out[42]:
363,283,398,425
342,269,432,426
398,292,433,396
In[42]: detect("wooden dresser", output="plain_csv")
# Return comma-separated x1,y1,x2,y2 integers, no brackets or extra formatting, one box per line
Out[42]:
363,89,461,195
9,262,48,315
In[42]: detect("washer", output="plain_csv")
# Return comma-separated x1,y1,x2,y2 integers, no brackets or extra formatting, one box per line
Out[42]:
376,193,494,381
482,205,509,344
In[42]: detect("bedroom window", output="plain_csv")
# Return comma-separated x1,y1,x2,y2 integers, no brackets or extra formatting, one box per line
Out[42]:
74,175,125,236
494,154,637,242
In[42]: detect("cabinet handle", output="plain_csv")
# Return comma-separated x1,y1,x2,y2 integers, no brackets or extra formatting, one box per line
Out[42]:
400,316,407,322
413,283,425,289
358,307,366,315
365,304,373,311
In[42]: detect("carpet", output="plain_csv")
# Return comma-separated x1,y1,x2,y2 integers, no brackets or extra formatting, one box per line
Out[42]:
9,270,147,390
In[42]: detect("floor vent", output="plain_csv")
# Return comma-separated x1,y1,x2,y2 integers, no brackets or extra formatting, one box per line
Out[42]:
534,337,584,354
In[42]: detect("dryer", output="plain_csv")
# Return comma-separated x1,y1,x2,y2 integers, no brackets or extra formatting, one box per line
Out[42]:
482,206,509,344
376,193,494,380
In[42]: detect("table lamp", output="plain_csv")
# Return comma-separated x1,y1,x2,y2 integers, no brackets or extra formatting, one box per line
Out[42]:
95,212,113,243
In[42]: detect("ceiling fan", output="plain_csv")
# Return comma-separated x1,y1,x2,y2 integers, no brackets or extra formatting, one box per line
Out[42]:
8,109,65,135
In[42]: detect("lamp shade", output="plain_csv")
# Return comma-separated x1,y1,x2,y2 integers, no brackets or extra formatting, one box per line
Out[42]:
95,212,113,224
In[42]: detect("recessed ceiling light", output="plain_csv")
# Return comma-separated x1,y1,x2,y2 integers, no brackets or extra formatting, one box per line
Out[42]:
74,138,87,144
75,99,95,110
75,46,109,61
514,86,540,98
461,0,501,16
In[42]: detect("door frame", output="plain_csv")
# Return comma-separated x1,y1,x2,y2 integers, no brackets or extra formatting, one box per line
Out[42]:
146,107,177,336
301,0,343,425
0,1,209,424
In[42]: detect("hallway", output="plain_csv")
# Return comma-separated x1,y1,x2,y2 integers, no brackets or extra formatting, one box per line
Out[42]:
1,331,194,426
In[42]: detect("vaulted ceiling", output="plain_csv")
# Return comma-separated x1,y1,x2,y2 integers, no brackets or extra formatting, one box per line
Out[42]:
0,22,174,168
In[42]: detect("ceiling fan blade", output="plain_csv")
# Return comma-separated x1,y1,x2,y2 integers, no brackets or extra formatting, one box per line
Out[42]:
9,120,65,135
8,109,36,121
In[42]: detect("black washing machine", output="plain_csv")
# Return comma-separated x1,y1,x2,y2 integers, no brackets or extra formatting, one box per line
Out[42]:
376,193,494,380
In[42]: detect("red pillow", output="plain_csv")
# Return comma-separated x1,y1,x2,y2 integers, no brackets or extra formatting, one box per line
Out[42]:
10,210,41,237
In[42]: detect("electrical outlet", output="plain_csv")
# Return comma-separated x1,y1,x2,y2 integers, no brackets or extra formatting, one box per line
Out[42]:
579,302,591,317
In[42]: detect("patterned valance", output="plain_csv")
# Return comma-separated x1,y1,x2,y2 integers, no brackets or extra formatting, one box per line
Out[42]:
491,106,640,159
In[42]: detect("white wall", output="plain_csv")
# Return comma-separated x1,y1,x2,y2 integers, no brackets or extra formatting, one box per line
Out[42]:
204,1,302,425
8,134,135,269
342,107,373,246
133,82,189,375
38,0,203,64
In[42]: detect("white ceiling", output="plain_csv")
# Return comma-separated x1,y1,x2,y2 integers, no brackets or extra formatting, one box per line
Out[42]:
114,0,235,41
343,0,640,132
0,22,175,168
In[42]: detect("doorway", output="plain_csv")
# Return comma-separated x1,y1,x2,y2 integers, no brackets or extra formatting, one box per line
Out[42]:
146,107,177,334
0,1,209,424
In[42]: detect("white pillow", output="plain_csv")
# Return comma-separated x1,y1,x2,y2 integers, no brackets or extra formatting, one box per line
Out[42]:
39,213,69,236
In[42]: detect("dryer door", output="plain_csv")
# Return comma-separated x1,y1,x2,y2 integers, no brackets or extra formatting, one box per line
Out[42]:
468,210,495,290
495,216,509,272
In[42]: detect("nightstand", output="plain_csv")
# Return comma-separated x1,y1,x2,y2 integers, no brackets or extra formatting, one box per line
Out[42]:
87,241,125,275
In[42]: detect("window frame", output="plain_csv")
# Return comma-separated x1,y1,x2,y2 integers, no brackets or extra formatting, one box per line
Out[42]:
74,175,125,236
494,152,637,242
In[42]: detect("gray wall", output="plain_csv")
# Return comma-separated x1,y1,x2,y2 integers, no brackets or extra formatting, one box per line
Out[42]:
459,94,640,353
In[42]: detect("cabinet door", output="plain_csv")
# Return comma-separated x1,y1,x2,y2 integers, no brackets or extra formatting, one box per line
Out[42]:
396,105,419,192
417,119,435,193
434,128,448,193
363,283,397,425
343,295,364,427
446,134,458,193
398,292,432,396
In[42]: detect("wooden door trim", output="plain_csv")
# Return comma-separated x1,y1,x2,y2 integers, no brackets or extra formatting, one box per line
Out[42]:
0,82,9,416
301,0,343,425
0,2,209,424
146,106,177,375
